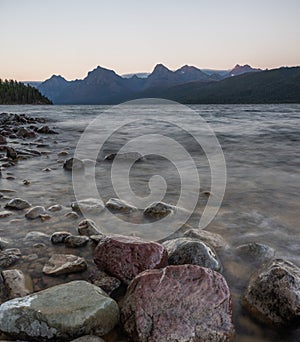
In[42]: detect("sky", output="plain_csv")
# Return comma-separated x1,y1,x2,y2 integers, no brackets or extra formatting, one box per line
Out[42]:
0,0,299,81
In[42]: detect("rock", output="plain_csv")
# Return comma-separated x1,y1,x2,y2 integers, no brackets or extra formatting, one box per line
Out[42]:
64,235,90,248
40,214,51,221
43,254,87,275
71,337,105,342
236,242,275,262
162,238,221,271
90,235,104,244
16,127,36,139
25,231,49,243
244,258,300,325
89,269,121,295
0,238,10,250
64,211,79,219
6,147,17,160
0,280,119,340
58,151,69,157
22,179,31,185
5,198,31,210
63,157,84,171
121,265,234,341
0,211,12,219
25,206,46,219
71,198,104,214
105,198,137,213
50,231,71,244
1,269,33,299
78,219,102,236
0,135,7,144
104,151,143,162
94,234,168,284
183,228,228,250
0,249,21,269
143,201,175,218
36,125,57,134
47,204,62,212
42,167,52,172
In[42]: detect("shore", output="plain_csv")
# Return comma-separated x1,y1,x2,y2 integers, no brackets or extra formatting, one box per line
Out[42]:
0,111,299,341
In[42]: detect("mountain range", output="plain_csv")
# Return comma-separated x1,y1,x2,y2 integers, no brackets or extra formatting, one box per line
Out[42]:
35,64,300,104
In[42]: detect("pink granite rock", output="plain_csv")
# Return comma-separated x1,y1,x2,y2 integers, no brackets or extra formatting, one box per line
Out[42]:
121,265,234,341
94,235,168,284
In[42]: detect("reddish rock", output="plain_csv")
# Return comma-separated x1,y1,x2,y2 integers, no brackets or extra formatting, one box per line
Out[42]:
94,235,168,284
121,265,234,342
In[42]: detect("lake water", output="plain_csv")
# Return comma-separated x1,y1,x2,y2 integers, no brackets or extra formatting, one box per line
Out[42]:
0,102,299,341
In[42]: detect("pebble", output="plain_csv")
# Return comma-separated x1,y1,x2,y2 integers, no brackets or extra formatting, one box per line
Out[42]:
47,204,63,212
43,254,87,275
51,231,72,244
64,235,90,248
25,206,46,219
5,198,31,210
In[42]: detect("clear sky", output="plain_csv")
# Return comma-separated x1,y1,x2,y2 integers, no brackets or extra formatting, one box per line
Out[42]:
0,0,299,81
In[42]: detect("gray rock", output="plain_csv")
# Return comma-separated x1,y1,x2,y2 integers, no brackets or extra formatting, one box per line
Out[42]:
71,198,104,214
0,249,21,269
121,265,234,341
47,204,62,212
143,201,175,218
0,280,119,340
0,211,12,219
1,269,33,299
71,336,105,342
43,254,87,275
0,135,7,144
64,235,90,248
25,206,46,219
0,238,10,250
236,242,275,262
78,219,102,236
25,231,50,243
64,211,79,219
183,228,228,250
37,125,57,134
50,231,71,244
244,258,300,325
162,238,221,271
63,157,84,171
104,151,143,162
6,147,17,160
105,198,137,213
5,198,31,210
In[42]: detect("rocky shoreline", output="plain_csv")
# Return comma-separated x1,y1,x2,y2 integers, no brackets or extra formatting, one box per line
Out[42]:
0,112,299,341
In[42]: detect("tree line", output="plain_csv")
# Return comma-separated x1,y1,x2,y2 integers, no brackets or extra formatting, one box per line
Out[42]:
0,79,52,104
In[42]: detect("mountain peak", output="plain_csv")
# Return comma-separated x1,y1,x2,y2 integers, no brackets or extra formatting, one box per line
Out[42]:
229,64,261,76
152,63,171,73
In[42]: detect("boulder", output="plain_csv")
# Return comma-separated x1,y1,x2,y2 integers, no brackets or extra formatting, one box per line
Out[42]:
183,228,228,250
64,235,90,248
43,254,87,276
0,280,119,340
50,231,72,244
71,198,104,214
5,198,31,210
63,157,84,171
78,219,102,236
105,198,137,213
121,265,234,341
1,269,33,299
162,238,221,271
244,258,300,325
25,206,46,219
143,201,175,219
94,234,168,284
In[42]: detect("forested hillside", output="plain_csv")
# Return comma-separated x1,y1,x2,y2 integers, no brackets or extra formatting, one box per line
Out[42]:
0,79,52,104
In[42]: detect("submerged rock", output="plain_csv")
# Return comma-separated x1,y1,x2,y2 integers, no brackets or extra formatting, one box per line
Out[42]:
104,152,143,162
1,269,33,299
64,235,90,248
121,265,234,341
25,231,50,244
47,204,63,212
183,228,228,250
0,249,21,269
0,280,119,340
105,198,137,213
37,125,58,134
244,258,300,325
25,206,46,219
63,157,84,171
5,198,31,210
71,198,104,214
94,234,168,284
50,231,72,244
236,242,275,262
43,254,87,275
143,201,175,218
162,237,221,271
0,211,12,219
78,219,102,236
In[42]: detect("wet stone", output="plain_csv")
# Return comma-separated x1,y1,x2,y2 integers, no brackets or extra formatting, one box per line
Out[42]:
88,269,121,295
236,242,275,262
25,231,50,243
43,254,87,275
71,198,104,214
143,201,175,218
0,250,21,269
78,219,102,236
162,237,222,271
5,198,31,210
64,235,90,248
63,157,84,171
50,231,72,244
105,198,137,213
64,211,80,219
47,204,63,212
1,269,33,299
25,206,46,219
